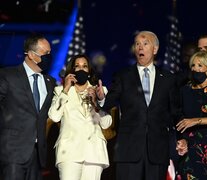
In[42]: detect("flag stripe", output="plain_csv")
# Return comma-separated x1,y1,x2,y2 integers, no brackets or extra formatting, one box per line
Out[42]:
59,9,86,78
163,15,182,73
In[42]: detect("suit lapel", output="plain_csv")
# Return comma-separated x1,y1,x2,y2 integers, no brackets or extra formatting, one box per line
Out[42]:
17,65,37,111
150,67,164,106
69,84,94,118
40,75,54,112
133,65,165,108
131,65,148,106
69,87,86,117
18,65,55,113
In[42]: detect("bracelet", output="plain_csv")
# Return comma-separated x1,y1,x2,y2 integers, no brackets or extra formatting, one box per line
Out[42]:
197,118,202,125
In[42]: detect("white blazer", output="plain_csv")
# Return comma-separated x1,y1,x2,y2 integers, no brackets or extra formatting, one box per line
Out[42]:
48,82,112,168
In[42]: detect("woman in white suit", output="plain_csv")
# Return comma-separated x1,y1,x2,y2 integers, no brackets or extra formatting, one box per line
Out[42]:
48,54,112,180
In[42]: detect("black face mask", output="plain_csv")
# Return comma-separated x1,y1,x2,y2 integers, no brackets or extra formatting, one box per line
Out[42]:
37,54,52,71
191,71,207,84
74,70,89,85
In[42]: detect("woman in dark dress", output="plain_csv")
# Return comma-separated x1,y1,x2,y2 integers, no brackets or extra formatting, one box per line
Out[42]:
176,51,207,180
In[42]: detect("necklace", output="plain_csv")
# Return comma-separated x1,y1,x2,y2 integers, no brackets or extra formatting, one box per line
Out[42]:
75,86,93,114
75,83,88,93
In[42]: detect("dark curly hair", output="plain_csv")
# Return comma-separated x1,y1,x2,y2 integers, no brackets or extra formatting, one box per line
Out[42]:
64,54,99,86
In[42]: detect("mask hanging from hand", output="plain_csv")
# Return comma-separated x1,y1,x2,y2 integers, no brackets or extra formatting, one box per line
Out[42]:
74,70,89,85
37,54,52,71
191,71,207,84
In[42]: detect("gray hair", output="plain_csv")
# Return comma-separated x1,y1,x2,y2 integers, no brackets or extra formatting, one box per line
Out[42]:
134,31,159,47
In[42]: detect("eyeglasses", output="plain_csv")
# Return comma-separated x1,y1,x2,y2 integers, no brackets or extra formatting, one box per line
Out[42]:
32,50,50,57
32,51,41,57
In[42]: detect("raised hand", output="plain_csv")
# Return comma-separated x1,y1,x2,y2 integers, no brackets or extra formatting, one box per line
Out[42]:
63,73,77,93
96,79,105,100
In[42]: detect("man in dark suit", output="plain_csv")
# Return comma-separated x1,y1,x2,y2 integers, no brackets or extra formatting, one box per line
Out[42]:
96,31,180,180
0,34,56,180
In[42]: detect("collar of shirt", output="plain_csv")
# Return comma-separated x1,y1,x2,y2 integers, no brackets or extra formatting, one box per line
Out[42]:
137,63,155,99
23,61,47,110
137,63,155,80
23,61,43,79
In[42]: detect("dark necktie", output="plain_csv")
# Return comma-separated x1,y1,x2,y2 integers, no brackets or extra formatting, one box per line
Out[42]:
142,68,150,106
32,74,40,111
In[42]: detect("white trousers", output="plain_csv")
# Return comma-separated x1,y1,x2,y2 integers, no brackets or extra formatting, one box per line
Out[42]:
58,161,103,180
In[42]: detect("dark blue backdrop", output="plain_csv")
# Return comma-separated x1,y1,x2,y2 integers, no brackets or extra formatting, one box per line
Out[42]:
1,0,207,86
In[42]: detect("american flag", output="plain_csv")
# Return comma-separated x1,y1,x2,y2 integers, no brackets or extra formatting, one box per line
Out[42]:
59,9,86,78
163,15,182,73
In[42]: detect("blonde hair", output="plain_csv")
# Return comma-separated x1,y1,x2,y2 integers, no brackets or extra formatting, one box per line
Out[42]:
189,51,207,68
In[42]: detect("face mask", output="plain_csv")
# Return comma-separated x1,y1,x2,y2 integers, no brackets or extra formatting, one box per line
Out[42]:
191,71,207,84
74,70,89,85
37,54,52,71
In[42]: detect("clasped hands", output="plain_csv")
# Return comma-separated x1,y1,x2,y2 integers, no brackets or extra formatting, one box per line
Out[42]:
176,139,188,156
175,117,202,156
176,118,189,156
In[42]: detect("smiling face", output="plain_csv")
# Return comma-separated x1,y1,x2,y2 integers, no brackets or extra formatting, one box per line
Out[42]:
133,31,159,67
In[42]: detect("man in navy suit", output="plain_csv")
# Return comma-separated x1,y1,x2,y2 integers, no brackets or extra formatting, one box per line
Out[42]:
0,34,56,180
96,31,181,180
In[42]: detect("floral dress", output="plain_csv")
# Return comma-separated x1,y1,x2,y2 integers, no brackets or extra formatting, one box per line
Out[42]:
178,84,207,180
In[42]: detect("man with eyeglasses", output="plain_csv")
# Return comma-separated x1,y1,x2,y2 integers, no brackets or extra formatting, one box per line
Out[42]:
0,33,56,180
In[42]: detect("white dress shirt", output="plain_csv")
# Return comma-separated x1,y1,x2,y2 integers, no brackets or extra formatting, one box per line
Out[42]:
23,61,47,109
137,63,156,99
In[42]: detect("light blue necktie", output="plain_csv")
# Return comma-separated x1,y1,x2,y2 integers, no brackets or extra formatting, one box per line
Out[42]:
142,68,150,106
32,74,40,112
